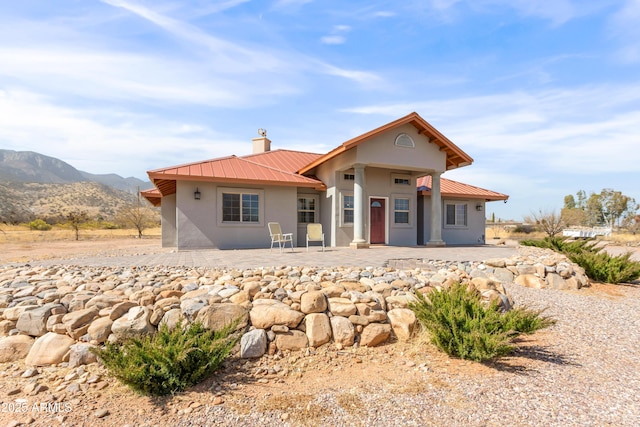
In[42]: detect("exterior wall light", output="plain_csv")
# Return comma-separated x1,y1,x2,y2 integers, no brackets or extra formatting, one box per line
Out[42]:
194,188,201,200
476,203,483,211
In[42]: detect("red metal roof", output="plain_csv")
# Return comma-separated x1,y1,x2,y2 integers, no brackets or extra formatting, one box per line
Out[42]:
417,176,509,201
245,149,323,173
147,153,326,196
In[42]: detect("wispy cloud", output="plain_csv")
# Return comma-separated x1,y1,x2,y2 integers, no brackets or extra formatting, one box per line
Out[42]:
320,24,351,45
609,0,640,63
342,83,640,174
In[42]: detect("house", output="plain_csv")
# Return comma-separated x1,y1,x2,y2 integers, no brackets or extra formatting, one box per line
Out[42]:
142,112,508,250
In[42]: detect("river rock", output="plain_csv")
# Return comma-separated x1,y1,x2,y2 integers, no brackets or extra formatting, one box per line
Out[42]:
387,308,416,342
25,332,75,366
240,329,267,358
305,313,332,347
111,306,155,340
0,335,35,363
250,300,305,329
359,323,391,347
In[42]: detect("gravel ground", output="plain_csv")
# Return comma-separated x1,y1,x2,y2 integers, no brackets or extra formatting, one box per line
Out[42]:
2,241,639,427
151,282,639,427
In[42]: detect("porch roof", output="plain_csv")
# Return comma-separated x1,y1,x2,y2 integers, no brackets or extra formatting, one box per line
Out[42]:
417,176,509,201
298,112,474,175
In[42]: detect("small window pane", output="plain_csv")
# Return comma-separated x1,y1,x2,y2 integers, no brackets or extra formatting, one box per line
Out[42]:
344,195,354,209
223,193,240,221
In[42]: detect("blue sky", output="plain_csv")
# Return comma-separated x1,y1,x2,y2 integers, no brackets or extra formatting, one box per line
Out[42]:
1,0,639,221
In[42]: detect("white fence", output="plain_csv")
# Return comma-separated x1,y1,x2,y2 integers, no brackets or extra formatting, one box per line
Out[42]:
562,227,612,238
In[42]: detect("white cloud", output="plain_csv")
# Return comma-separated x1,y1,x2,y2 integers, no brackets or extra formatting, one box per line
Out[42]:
0,89,235,178
342,83,640,175
321,35,346,45
321,24,351,45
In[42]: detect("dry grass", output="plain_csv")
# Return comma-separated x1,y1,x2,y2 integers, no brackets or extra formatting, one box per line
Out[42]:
0,224,161,243
256,393,333,426
485,226,640,245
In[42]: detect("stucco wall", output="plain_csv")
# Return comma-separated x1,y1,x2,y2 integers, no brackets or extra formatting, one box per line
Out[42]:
161,194,177,247
175,181,298,249
421,197,487,245
355,124,445,172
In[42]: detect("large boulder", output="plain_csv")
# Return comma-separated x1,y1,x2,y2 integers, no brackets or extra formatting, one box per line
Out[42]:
330,316,355,347
305,313,332,347
274,330,308,351
25,332,75,366
240,329,267,358
195,303,248,331
249,300,304,329
300,291,327,314
0,335,35,363
111,306,155,340
87,317,113,344
327,298,357,317
359,323,392,347
16,303,63,337
387,308,416,342
68,343,98,368
62,306,99,337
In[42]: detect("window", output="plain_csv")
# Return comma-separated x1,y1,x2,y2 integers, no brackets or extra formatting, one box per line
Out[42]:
445,203,467,227
343,173,355,181
394,198,410,224
222,192,259,223
297,197,316,223
395,133,415,148
394,178,410,185
343,194,354,224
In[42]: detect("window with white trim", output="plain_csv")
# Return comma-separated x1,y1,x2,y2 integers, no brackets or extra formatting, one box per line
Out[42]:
394,198,410,224
445,203,467,227
342,193,354,225
222,192,259,223
297,196,316,223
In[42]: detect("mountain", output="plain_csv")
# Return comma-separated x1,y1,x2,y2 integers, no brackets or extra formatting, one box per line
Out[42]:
0,149,153,223
0,150,150,193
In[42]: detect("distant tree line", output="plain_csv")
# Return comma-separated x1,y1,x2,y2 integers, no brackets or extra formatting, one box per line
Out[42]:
562,188,638,231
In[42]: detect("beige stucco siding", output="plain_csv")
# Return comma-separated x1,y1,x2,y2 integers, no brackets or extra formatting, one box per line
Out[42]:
175,181,297,249
160,194,177,247
421,197,487,245
354,124,445,172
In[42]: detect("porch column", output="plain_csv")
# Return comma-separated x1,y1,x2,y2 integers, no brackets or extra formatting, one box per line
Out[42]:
350,164,369,248
427,171,446,247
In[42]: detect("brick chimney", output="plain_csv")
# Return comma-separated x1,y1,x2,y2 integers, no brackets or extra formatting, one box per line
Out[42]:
252,128,271,154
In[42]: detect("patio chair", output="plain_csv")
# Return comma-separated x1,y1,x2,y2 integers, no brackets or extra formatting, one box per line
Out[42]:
268,222,293,253
306,223,325,252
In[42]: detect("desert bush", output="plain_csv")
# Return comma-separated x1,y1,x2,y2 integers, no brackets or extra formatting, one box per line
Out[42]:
28,219,52,231
521,237,640,284
408,284,554,362
567,251,640,284
92,320,239,396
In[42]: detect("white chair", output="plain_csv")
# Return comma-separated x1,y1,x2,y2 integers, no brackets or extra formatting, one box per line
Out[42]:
268,222,293,253
306,223,325,252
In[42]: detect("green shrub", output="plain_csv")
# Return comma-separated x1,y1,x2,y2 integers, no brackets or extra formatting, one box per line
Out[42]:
567,251,640,284
521,237,640,284
409,284,554,362
28,219,52,231
92,320,240,396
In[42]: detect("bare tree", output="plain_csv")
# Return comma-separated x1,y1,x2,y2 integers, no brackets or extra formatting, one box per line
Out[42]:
65,210,89,241
116,192,158,238
524,208,565,237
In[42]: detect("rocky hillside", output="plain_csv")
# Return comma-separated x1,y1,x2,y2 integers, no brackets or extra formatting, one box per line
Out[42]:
0,149,149,192
0,150,152,223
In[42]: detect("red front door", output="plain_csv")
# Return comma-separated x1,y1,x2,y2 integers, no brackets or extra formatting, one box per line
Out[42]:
370,198,386,244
